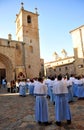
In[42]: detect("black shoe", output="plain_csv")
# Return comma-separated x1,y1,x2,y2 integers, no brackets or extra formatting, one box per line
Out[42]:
22,95,26,97
53,102,55,105
38,121,41,124
38,121,42,125
19,95,22,96
47,95,50,99
55,121,61,126
67,120,71,125
43,121,52,126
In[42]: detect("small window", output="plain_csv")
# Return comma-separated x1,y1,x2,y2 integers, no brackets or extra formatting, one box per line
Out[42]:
54,69,56,71
59,68,61,71
17,19,20,28
30,39,32,43
27,15,31,23
26,31,28,33
28,65,31,68
41,64,43,66
78,64,83,68
29,46,33,53
65,67,68,70
16,44,19,49
8,41,10,46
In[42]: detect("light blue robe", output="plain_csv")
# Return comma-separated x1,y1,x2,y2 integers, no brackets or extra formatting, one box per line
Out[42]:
76,85,84,98
53,80,71,122
29,84,34,95
19,81,26,96
54,94,71,121
67,85,74,102
34,81,48,122
35,95,48,122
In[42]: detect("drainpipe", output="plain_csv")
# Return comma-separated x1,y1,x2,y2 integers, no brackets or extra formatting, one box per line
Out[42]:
22,42,27,78
79,29,84,66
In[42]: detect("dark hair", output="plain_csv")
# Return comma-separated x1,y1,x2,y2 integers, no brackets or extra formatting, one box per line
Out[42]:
57,75,62,80
38,77,43,82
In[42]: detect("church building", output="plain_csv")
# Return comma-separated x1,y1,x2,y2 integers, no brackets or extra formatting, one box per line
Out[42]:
0,3,41,83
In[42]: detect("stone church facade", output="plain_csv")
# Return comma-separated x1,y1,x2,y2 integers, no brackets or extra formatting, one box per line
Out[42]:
0,4,41,83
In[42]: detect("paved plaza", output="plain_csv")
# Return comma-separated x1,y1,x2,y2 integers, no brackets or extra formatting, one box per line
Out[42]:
0,87,84,130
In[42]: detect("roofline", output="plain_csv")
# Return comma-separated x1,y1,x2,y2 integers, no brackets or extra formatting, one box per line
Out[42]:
0,38,25,43
45,56,75,64
69,25,84,33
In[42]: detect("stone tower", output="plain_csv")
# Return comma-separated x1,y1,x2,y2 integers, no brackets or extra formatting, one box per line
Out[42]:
70,25,84,75
15,3,41,78
52,52,59,61
61,49,67,59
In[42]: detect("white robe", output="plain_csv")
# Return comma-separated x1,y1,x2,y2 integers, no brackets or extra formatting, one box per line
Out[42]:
53,80,68,94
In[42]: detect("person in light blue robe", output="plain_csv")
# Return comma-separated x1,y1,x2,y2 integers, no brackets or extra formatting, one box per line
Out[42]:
19,78,26,97
34,77,52,126
29,79,34,95
53,75,71,126
67,77,74,102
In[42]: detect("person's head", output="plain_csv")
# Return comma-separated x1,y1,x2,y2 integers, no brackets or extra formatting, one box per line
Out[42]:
38,77,43,83
57,75,62,81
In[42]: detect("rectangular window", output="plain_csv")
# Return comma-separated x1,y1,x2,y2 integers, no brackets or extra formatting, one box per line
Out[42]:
59,68,61,71
65,67,68,70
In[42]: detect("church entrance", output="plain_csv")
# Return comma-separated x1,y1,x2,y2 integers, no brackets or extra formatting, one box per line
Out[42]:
0,69,6,85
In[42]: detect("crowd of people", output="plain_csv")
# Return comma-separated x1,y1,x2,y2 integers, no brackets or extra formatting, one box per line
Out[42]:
1,74,84,126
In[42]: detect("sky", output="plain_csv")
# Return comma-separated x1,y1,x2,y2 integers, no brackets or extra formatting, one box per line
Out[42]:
0,0,84,62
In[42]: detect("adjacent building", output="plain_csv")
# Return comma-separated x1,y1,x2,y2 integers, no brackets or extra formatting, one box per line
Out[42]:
44,25,84,77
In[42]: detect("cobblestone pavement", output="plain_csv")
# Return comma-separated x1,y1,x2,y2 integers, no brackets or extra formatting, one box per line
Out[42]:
0,87,84,130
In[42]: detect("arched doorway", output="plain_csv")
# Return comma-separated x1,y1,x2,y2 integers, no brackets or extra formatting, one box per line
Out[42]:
0,68,6,84
0,53,13,84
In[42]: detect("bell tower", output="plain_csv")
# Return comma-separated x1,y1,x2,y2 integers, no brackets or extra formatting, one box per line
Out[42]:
15,3,41,78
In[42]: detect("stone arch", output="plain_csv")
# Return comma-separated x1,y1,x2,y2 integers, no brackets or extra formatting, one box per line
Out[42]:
0,53,14,82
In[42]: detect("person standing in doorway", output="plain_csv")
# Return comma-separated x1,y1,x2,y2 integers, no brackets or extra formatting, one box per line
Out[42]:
2,77,7,88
